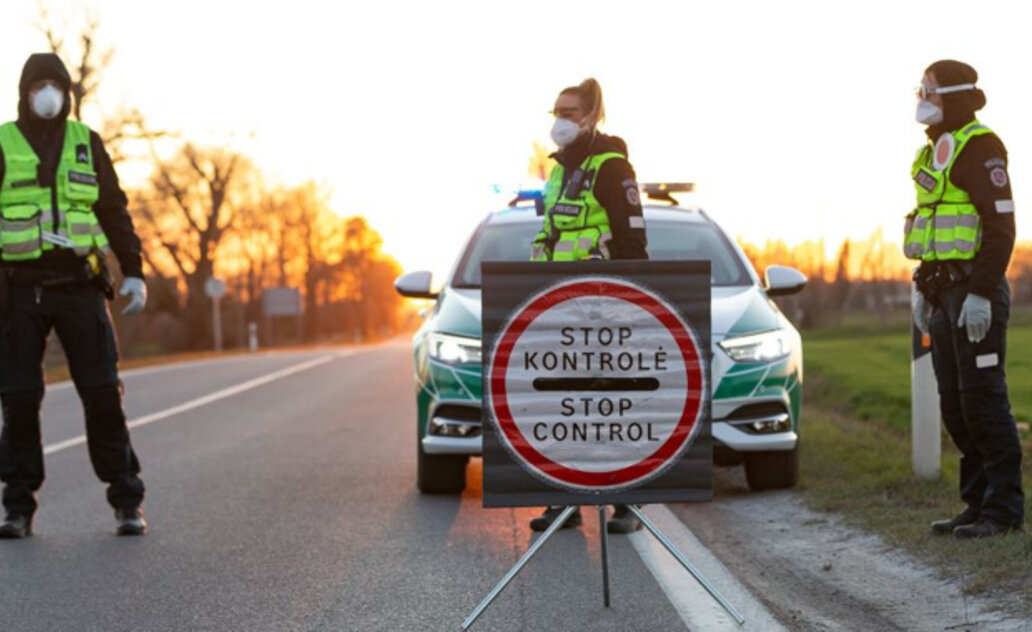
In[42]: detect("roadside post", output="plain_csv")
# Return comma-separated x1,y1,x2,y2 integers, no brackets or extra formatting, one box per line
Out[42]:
205,276,227,353
248,322,259,353
464,261,744,629
911,287,941,480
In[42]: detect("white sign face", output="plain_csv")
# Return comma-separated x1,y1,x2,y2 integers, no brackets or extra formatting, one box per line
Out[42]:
261,287,302,317
205,277,227,299
487,277,706,492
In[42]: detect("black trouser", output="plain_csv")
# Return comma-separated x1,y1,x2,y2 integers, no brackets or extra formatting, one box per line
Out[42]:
929,278,1024,526
0,281,144,517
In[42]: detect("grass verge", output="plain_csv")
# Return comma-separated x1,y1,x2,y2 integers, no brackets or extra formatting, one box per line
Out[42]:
800,309,1032,615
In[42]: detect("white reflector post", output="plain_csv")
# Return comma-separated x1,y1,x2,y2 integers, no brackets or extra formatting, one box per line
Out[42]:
911,295,941,480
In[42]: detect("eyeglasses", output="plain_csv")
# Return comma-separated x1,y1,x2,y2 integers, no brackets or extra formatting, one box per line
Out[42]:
916,83,977,100
550,107,582,119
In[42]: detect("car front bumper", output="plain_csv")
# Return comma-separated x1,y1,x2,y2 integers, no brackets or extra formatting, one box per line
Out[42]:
421,413,798,456
418,355,801,456
422,422,798,455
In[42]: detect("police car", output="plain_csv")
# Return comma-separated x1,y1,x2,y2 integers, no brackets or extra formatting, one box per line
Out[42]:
396,184,806,493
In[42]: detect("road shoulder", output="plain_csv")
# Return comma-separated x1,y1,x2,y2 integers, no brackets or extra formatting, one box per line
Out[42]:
669,469,1031,631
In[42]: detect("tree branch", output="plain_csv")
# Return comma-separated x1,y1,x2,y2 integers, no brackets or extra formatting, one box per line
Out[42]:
154,163,203,234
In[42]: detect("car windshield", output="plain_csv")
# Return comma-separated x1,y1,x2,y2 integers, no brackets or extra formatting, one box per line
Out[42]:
452,217,751,288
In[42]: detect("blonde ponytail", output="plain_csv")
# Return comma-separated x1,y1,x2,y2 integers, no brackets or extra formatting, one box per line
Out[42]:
559,77,606,129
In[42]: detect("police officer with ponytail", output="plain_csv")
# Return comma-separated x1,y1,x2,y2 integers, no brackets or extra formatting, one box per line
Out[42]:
907,60,1024,539
529,78,648,534
0,54,148,538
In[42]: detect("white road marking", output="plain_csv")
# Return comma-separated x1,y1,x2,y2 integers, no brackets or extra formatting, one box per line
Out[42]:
629,504,787,631
43,350,356,456
45,349,334,393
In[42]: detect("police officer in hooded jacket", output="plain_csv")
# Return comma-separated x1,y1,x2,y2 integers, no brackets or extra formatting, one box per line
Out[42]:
529,78,648,535
0,54,148,538
908,60,1025,539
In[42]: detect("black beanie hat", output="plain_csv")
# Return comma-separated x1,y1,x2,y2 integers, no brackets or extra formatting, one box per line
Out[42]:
924,59,987,115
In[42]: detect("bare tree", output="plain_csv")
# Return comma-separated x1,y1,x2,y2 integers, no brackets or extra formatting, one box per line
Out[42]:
832,240,852,313
35,1,112,121
135,144,252,344
35,2,170,162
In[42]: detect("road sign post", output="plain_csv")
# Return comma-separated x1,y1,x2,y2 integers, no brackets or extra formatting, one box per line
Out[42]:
598,506,610,608
463,261,743,629
205,277,227,353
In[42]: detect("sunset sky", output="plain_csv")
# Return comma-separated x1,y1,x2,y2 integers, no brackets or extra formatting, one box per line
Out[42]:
1,0,1029,280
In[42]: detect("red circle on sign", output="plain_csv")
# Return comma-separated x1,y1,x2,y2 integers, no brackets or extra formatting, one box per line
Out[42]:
488,278,705,489
936,138,951,165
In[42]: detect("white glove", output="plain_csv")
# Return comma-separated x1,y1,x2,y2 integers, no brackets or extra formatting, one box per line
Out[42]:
119,277,148,316
912,283,932,335
957,293,991,343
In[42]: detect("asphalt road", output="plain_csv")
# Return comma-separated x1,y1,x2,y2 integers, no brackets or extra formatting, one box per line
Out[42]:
0,341,694,631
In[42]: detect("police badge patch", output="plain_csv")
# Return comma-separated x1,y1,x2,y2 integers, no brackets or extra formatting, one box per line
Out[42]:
552,203,582,217
622,178,641,206
989,167,1009,188
76,143,89,164
914,170,937,192
68,171,98,186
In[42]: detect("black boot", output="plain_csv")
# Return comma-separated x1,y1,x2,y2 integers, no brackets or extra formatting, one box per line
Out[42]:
115,506,147,536
607,505,643,534
529,506,582,532
953,517,1023,540
0,514,33,539
930,508,979,536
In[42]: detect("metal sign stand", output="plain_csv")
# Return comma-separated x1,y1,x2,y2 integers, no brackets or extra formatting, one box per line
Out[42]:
599,506,611,608
461,505,745,630
628,505,745,625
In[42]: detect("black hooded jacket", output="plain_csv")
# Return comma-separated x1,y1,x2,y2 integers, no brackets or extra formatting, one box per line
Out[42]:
921,60,1015,299
0,53,143,278
550,132,648,260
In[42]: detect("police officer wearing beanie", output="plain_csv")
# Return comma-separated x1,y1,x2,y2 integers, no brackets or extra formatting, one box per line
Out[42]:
529,78,648,535
907,60,1025,539
0,54,149,538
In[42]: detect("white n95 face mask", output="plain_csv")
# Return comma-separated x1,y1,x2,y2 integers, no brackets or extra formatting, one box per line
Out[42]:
550,118,582,148
915,99,943,125
31,85,64,120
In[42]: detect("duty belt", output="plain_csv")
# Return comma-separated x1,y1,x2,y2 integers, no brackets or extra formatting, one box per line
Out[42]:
3,268,90,288
913,261,973,300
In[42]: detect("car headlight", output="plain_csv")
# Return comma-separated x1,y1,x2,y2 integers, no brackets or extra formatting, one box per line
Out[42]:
718,330,791,363
427,332,482,365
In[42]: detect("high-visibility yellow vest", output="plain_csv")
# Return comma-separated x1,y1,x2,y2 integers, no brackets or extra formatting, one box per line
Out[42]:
531,151,623,262
903,120,992,261
0,119,109,261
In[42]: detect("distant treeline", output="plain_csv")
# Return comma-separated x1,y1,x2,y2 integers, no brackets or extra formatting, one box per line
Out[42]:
741,231,1032,329
34,9,408,357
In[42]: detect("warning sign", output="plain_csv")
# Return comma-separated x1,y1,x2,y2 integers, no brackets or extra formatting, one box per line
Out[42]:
481,261,712,508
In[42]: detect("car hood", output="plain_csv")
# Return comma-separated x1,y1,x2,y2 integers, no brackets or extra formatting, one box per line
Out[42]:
435,285,780,341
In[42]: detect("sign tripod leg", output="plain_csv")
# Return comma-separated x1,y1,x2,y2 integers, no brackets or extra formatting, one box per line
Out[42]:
627,505,746,625
599,505,611,608
461,506,578,630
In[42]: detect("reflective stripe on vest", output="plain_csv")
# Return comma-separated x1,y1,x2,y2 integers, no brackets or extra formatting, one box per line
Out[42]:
0,120,109,261
903,120,992,261
530,150,624,262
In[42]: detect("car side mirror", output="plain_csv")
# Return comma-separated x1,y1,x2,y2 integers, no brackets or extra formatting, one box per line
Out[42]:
764,265,807,296
394,271,438,299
